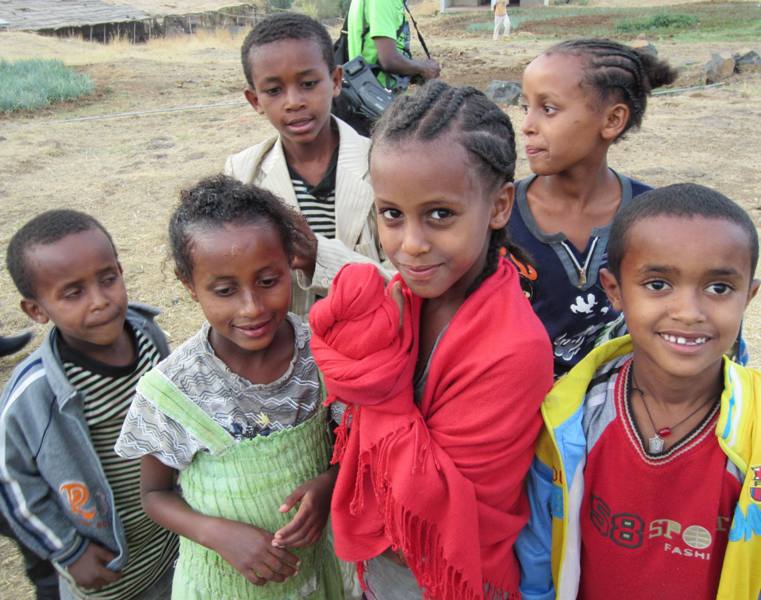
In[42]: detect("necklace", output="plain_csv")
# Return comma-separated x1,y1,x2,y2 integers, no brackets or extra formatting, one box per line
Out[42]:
630,370,716,455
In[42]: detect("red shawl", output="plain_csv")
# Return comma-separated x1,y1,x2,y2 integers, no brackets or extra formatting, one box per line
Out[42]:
309,259,553,600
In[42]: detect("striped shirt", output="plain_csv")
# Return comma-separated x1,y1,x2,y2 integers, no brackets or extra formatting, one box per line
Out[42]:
288,148,338,239
59,325,177,599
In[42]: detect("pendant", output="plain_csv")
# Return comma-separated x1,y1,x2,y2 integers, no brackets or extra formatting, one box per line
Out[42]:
577,269,587,287
648,434,665,454
657,427,672,437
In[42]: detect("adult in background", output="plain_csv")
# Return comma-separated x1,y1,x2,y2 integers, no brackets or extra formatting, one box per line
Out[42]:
492,0,511,40
347,0,440,90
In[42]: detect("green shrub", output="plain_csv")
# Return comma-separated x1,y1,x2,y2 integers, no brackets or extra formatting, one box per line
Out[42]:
267,0,294,10
0,59,94,112
615,13,699,33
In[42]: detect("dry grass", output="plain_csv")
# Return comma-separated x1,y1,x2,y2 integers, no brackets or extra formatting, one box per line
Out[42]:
1,2,761,596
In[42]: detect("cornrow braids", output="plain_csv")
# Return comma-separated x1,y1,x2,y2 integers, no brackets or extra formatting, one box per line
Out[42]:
240,12,335,89
547,38,677,138
169,175,306,282
371,80,525,296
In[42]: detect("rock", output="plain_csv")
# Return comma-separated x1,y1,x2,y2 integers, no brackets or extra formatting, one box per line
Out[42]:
733,49,761,73
631,39,658,58
704,52,735,84
484,80,522,106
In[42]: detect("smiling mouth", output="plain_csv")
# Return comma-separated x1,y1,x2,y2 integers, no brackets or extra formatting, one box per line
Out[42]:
235,319,273,337
659,333,709,346
286,117,314,130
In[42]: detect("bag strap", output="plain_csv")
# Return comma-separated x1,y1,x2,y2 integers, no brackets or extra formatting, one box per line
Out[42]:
403,0,431,59
137,369,234,454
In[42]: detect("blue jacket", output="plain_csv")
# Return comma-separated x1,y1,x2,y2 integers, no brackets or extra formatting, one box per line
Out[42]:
0,304,169,569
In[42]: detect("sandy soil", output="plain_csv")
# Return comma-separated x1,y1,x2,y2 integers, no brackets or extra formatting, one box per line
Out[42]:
1,2,761,595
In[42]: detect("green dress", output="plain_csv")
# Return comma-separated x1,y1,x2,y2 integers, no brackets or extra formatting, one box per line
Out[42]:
137,370,344,600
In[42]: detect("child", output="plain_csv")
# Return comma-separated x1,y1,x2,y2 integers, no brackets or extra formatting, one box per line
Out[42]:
114,176,343,599
491,0,511,40
0,210,178,599
509,39,677,377
225,12,391,321
516,183,761,600
309,81,554,599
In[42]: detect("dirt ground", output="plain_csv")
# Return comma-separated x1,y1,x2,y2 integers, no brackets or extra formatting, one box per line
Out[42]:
1,0,761,595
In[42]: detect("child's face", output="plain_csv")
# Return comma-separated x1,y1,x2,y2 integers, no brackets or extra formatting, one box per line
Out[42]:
244,38,341,149
371,137,513,303
520,53,626,176
601,215,759,381
182,222,292,358
21,228,128,354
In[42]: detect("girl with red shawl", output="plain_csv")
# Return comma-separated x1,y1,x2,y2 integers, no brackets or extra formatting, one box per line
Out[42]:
309,81,554,600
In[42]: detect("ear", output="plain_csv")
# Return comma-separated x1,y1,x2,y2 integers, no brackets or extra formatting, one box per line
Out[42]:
21,298,50,325
244,87,265,115
601,102,629,142
489,181,515,230
177,271,199,303
331,65,343,98
746,278,760,307
599,267,623,312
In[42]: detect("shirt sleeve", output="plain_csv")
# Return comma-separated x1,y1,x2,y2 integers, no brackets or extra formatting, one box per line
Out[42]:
115,391,202,471
366,0,403,40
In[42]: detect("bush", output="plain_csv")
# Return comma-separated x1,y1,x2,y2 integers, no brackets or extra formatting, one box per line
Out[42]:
267,0,294,10
294,0,344,19
0,59,94,112
615,13,699,34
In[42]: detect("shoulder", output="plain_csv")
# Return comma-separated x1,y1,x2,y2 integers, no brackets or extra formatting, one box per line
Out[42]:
0,348,54,423
616,172,652,199
224,134,280,181
126,303,169,354
153,326,210,380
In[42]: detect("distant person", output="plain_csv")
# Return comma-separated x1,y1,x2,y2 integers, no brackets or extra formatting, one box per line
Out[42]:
517,184,761,599
347,0,440,89
492,0,511,40
116,176,344,599
508,38,677,378
225,12,392,322
0,210,177,599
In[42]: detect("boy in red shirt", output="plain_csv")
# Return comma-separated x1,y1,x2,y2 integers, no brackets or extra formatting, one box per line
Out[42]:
516,183,761,600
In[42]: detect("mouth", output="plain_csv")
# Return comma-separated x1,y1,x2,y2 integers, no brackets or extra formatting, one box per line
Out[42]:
525,145,545,157
88,313,122,329
659,332,710,348
234,318,274,339
285,116,315,134
400,264,442,281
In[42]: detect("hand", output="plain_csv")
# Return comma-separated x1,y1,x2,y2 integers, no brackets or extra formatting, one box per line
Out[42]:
67,543,122,590
272,467,338,548
420,59,441,81
390,281,405,330
291,214,318,280
207,518,299,586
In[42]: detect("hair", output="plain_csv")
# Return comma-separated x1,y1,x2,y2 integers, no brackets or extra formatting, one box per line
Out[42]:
608,183,759,281
544,38,678,139
370,80,526,296
6,210,116,299
170,174,306,282
240,12,335,89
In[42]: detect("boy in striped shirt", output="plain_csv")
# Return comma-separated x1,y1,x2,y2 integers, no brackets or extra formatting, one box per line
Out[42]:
0,210,177,599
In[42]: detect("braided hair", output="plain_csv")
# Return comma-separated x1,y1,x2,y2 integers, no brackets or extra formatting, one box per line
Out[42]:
240,12,335,89
370,80,528,296
546,39,677,139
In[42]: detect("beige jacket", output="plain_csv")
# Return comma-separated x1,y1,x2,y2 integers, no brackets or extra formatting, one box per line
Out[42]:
224,117,392,321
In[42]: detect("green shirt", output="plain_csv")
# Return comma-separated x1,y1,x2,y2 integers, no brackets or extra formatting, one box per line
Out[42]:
347,0,410,88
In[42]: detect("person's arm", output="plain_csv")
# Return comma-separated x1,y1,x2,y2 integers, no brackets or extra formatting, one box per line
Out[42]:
271,464,339,548
374,37,440,80
140,455,300,585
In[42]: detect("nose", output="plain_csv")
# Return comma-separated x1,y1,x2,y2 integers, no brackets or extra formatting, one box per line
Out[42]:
521,107,536,137
89,285,110,311
670,289,706,325
240,288,264,318
400,221,430,257
284,85,305,111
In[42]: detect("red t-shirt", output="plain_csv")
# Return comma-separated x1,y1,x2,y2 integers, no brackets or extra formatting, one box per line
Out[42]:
578,361,741,600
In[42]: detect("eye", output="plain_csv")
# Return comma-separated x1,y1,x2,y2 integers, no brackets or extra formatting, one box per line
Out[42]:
263,87,281,96
706,282,733,296
378,207,402,221
519,103,528,114
542,104,557,115
644,279,670,292
63,288,82,300
101,273,118,286
302,80,319,89
429,208,453,221
259,276,279,288
213,286,236,297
